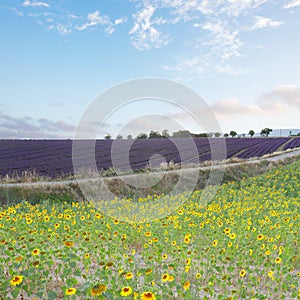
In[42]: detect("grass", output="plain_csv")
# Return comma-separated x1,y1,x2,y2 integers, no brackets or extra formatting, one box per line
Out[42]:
0,155,299,208
0,158,299,299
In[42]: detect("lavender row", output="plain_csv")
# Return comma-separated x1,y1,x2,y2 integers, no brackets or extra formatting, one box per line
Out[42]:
0,138,294,178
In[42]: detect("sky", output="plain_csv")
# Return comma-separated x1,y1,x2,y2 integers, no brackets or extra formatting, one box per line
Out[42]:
0,0,300,138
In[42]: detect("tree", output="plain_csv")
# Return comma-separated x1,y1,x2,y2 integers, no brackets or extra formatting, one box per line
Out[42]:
149,130,161,138
127,134,133,139
116,135,123,140
104,134,111,140
229,131,237,138
193,133,208,138
224,133,229,138
172,130,192,138
161,129,170,138
214,132,221,138
137,133,148,139
260,128,272,137
249,130,255,137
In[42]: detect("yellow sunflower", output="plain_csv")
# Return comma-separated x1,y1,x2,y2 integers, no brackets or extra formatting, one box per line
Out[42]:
10,275,23,286
90,284,107,296
65,288,76,295
140,291,156,300
120,286,132,297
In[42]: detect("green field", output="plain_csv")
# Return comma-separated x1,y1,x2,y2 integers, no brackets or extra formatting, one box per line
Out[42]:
0,160,299,299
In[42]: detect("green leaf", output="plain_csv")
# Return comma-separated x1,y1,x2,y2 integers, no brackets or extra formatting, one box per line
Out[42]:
48,290,57,300
78,282,90,292
11,288,20,298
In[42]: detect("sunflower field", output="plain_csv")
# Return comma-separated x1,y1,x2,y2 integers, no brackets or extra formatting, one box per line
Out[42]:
0,160,299,299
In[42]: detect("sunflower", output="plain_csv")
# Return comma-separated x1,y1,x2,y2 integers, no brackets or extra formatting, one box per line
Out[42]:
183,280,190,291
32,248,40,256
230,233,236,239
257,234,264,240
145,268,152,275
275,257,282,264
120,286,132,297
84,253,90,259
196,273,201,279
161,273,169,282
162,254,168,260
240,270,246,277
10,275,23,286
212,240,218,247
65,288,76,295
184,236,190,244
125,272,133,280
140,291,156,300
90,284,107,296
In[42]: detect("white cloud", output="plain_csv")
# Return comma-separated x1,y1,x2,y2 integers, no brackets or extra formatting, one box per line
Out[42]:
224,0,270,16
23,0,50,8
48,24,72,35
76,11,126,35
259,84,300,108
76,11,110,31
8,7,24,16
212,84,300,118
212,98,262,115
283,0,300,9
129,5,171,50
252,16,283,30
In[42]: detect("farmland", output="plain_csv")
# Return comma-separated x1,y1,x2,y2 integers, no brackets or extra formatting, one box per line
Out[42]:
0,158,299,299
1,137,300,179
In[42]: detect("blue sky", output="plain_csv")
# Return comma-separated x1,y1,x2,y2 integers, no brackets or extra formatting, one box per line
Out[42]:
0,0,300,138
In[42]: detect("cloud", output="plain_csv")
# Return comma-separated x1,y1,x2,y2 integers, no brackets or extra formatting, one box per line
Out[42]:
76,11,110,31
259,84,300,108
283,0,300,9
0,112,74,139
23,0,50,8
212,84,300,118
212,98,262,116
129,5,171,50
76,11,126,34
252,16,283,30
8,7,24,16
48,23,72,35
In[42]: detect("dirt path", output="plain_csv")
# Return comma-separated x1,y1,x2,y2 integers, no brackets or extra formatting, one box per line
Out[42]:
1,149,300,188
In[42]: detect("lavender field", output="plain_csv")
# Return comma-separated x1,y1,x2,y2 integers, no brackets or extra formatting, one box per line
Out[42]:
0,137,299,179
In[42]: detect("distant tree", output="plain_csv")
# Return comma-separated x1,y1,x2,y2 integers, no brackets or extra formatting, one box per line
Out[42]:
230,131,237,138
249,130,255,137
260,128,272,137
224,133,229,138
149,130,161,138
172,130,192,138
161,129,170,138
241,133,246,137
193,133,208,138
116,135,123,140
127,134,133,139
214,132,222,138
297,133,300,137
104,134,111,140
137,133,148,139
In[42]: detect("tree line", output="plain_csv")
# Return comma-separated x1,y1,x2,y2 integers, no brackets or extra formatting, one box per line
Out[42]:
104,128,273,139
